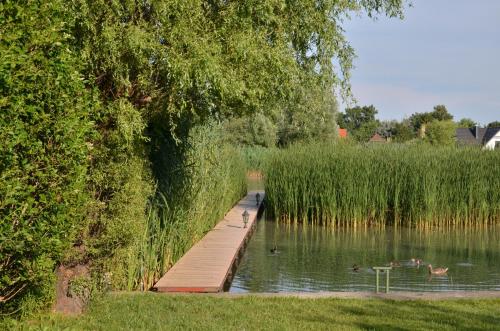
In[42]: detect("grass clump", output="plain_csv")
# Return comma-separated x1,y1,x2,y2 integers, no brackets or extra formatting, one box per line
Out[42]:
265,142,500,227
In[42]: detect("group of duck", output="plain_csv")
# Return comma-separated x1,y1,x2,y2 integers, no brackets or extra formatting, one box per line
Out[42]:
352,258,449,275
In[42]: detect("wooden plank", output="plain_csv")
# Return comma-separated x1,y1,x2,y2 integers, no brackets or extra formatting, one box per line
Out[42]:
154,190,264,293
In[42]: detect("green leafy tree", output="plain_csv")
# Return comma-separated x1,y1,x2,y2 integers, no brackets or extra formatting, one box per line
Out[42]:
487,121,500,128
278,83,338,145
432,105,453,121
425,120,457,146
409,105,453,137
224,113,277,147
391,121,415,142
337,105,380,142
457,118,477,128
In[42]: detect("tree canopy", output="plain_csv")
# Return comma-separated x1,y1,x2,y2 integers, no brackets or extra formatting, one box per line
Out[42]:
425,120,457,146
487,121,500,128
337,105,380,142
457,118,477,128
409,105,453,129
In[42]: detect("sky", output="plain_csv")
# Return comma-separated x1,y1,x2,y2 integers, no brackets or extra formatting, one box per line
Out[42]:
340,0,500,125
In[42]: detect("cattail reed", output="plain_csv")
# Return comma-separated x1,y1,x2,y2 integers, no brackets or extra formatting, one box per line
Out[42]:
265,142,500,227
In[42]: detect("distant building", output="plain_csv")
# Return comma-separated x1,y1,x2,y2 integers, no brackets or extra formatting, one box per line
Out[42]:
456,126,500,150
368,133,387,143
338,128,348,138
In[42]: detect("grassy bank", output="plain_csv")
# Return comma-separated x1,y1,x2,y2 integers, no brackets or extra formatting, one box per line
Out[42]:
8,293,500,330
265,143,500,227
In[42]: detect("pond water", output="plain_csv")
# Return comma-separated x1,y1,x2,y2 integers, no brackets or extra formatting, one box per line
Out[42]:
230,214,500,292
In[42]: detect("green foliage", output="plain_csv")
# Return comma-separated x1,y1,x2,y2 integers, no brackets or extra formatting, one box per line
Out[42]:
409,105,453,134
0,0,96,315
337,105,380,142
391,121,415,142
224,113,277,148
265,143,500,226
431,105,453,121
487,121,500,128
1,0,408,317
277,82,338,146
457,118,477,128
131,123,246,290
425,120,457,146
239,146,274,172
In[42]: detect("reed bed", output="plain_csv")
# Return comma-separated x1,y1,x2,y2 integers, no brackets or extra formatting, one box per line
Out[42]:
128,124,247,290
265,142,500,227
240,145,274,172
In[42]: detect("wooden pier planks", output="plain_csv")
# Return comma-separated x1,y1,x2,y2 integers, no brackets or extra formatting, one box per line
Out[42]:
154,190,264,293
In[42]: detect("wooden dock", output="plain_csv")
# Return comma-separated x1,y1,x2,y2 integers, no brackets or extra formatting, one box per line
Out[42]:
154,190,264,293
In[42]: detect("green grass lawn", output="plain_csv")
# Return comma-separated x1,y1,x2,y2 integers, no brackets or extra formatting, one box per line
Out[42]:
9,293,500,331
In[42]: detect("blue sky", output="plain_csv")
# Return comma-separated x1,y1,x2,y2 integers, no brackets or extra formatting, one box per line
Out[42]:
340,0,500,125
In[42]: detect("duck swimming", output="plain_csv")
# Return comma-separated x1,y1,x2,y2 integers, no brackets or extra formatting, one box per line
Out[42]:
410,258,423,265
389,260,401,267
352,264,360,272
427,264,448,275
270,245,277,254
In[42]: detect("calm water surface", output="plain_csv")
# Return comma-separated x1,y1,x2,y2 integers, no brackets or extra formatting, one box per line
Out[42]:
230,215,500,292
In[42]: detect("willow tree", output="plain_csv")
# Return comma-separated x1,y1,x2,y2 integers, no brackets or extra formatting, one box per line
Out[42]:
68,0,407,289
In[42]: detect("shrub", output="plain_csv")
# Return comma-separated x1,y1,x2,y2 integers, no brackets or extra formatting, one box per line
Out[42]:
425,120,457,146
0,1,95,315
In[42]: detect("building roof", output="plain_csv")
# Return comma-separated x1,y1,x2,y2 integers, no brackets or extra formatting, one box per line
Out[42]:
456,127,500,145
369,133,386,143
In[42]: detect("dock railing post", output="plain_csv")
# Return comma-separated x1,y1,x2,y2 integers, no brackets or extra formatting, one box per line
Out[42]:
372,266,392,294
386,270,390,293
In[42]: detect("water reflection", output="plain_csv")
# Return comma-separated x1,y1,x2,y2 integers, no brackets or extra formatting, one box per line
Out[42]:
230,215,500,292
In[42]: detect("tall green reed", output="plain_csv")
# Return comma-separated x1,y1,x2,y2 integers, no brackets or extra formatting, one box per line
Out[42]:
127,123,247,290
265,142,500,227
239,145,274,172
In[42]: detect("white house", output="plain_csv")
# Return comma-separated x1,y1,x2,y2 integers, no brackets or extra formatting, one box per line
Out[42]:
456,126,500,150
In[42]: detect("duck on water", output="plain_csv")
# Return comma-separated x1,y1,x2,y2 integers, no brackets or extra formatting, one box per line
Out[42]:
427,264,448,275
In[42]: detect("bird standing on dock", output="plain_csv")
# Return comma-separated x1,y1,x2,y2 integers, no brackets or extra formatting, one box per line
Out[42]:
427,264,448,275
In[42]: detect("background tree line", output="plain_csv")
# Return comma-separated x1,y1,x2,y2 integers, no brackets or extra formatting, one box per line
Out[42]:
337,104,500,145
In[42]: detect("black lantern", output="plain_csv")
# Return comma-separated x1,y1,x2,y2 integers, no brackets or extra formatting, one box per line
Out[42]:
242,209,249,228
256,192,261,205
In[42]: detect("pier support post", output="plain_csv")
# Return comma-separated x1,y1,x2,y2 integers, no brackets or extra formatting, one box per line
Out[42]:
372,267,392,293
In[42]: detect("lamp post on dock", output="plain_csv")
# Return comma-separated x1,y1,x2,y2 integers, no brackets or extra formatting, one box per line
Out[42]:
242,209,249,228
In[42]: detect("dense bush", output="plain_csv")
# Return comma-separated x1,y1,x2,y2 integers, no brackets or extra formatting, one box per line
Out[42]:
265,143,500,226
0,1,96,315
425,120,457,146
